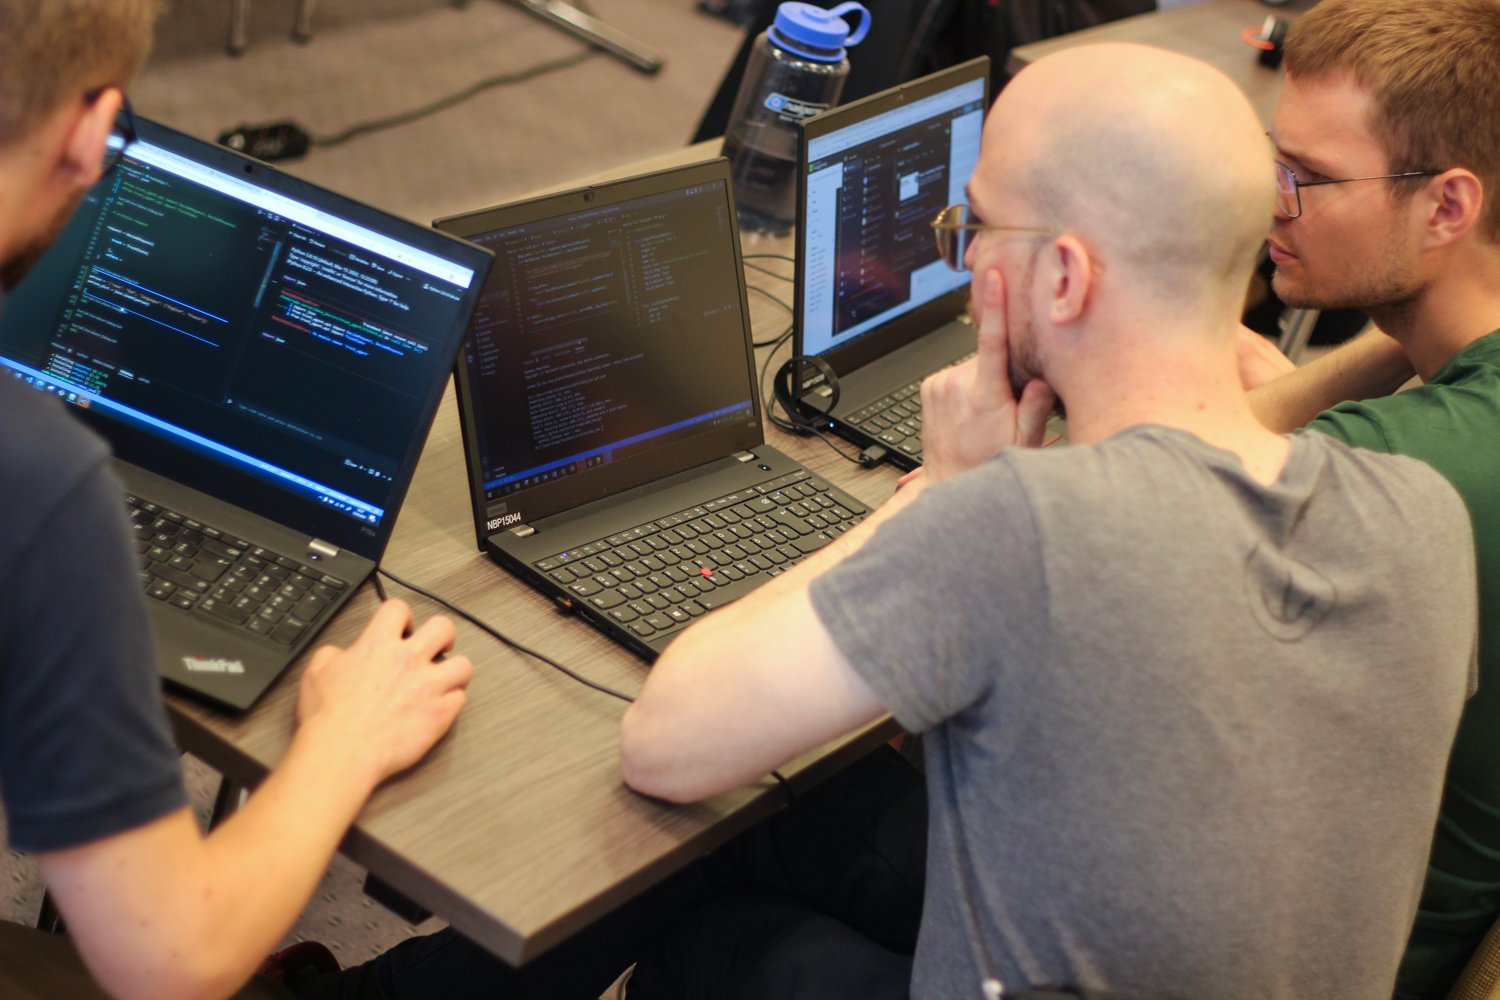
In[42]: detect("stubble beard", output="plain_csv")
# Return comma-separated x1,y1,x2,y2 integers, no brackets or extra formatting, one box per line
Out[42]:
0,189,85,293
968,253,1053,409
1270,225,1424,317
1006,253,1043,401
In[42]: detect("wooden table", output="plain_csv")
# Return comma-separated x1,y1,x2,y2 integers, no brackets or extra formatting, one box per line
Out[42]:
1010,0,1317,125
163,148,901,967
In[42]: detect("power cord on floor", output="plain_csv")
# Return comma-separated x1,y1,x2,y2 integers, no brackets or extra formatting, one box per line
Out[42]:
219,48,599,161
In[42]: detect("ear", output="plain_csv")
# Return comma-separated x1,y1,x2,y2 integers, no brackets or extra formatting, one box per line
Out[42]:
1422,168,1483,249
1044,233,1095,326
57,89,121,187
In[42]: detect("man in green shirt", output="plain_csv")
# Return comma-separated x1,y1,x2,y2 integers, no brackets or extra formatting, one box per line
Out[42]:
1249,1,1500,995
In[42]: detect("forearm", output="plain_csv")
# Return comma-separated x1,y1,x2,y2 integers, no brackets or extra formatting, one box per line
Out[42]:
621,478,925,800
42,722,380,1000
1248,328,1413,432
187,720,382,972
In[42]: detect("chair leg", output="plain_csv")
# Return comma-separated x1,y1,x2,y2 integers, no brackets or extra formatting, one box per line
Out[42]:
293,0,316,43
1277,306,1321,364
228,0,251,56
208,775,248,831
37,890,65,934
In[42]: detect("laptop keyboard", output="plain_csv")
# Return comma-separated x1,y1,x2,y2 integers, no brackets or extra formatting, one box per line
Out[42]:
126,495,347,646
847,381,924,462
844,349,978,464
535,470,867,644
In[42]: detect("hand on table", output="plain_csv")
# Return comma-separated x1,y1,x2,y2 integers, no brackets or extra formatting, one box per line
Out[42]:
919,268,1054,484
297,599,473,783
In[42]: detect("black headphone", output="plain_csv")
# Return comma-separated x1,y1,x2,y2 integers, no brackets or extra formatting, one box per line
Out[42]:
771,354,840,433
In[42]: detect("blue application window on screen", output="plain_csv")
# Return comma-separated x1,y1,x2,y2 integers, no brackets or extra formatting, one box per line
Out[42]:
801,77,985,358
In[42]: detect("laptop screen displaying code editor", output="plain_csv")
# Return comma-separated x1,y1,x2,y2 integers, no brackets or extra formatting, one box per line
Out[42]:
0,128,481,529
460,179,755,504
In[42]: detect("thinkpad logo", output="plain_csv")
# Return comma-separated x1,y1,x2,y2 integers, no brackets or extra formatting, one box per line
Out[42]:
182,656,246,675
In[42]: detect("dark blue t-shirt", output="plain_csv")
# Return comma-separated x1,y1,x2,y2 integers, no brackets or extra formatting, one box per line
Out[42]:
0,350,186,852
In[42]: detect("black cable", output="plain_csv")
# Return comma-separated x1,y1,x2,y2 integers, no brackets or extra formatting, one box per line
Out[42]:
376,566,637,704
757,330,864,466
312,49,599,149
752,320,792,350
742,253,796,265
770,768,796,806
799,424,866,465
758,326,793,396
376,573,798,809
745,284,793,317
743,259,793,283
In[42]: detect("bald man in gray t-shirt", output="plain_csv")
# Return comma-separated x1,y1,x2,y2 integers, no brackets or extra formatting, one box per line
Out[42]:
619,41,1479,1000
811,425,1475,998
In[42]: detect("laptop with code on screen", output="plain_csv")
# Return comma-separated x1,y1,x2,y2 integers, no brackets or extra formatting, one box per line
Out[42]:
793,57,990,470
435,157,869,660
0,117,493,711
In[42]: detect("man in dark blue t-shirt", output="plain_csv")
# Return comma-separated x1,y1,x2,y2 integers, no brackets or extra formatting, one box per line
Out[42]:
0,5,473,997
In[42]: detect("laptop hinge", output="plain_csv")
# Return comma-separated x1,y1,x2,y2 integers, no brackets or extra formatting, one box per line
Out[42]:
307,539,339,560
510,524,536,538
733,451,756,463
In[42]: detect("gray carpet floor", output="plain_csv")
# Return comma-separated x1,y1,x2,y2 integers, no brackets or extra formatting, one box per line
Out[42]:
1,0,743,987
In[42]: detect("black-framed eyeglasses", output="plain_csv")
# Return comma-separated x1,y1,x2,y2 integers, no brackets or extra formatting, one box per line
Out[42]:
930,204,1056,272
85,88,137,177
1273,160,1440,219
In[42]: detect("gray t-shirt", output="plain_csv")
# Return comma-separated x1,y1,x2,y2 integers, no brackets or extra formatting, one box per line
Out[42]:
811,426,1477,1000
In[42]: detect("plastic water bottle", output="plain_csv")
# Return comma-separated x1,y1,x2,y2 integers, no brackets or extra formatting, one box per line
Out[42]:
720,2,871,234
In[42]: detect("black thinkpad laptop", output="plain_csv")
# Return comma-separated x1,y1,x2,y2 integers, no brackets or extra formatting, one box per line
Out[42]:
434,158,869,660
792,58,990,469
0,117,492,710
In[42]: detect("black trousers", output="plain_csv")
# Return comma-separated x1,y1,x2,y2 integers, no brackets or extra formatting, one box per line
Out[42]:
296,747,927,1000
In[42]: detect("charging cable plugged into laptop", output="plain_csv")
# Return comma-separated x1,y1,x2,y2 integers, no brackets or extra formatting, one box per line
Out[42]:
858,444,889,468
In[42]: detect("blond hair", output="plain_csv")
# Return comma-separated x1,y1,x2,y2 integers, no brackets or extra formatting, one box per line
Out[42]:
0,0,164,145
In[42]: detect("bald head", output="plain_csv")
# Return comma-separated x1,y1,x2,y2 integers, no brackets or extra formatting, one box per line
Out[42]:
973,44,1274,313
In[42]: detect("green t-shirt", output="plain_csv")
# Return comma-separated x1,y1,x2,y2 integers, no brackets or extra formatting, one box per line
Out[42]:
1308,329,1500,999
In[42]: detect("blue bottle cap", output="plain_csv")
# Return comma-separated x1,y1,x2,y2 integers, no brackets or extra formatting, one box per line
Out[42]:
770,2,871,62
